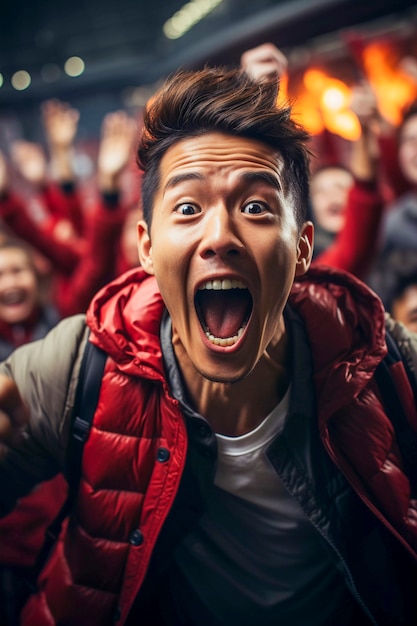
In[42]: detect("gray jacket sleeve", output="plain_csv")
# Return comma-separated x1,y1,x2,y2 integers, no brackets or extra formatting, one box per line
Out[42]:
0,314,89,515
385,312,417,390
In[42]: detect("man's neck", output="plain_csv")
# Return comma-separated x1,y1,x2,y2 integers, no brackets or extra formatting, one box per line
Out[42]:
172,332,290,437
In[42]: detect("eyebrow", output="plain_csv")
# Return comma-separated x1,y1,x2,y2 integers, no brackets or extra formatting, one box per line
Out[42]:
164,172,204,191
164,170,282,193
238,171,282,193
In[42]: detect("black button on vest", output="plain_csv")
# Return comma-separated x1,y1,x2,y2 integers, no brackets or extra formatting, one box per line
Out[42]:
129,529,144,546
157,447,170,462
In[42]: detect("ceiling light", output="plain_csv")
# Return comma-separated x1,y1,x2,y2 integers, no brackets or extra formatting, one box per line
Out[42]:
11,70,31,91
163,0,223,40
64,56,85,77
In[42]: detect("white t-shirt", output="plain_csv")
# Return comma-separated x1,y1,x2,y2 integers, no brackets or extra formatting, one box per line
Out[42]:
168,388,357,626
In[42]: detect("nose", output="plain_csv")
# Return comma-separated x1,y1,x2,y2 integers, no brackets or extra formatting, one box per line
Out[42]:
0,271,16,289
199,206,244,259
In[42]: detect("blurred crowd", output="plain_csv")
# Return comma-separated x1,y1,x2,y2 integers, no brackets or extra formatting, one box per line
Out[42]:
0,42,415,363
1,38,417,623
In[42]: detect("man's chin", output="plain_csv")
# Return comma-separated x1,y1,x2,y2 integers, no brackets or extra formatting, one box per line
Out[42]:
195,364,250,385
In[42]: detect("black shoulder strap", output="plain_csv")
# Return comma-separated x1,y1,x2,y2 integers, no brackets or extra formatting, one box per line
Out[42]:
66,337,108,491
31,336,107,583
374,329,417,494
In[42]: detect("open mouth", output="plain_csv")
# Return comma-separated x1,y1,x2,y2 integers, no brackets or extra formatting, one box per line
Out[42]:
328,204,344,217
1,290,27,306
195,279,253,347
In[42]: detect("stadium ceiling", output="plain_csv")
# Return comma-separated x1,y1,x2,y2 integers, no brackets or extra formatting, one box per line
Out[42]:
0,0,416,106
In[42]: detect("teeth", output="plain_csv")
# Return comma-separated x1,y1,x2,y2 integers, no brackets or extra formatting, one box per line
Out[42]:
205,326,245,346
199,279,246,290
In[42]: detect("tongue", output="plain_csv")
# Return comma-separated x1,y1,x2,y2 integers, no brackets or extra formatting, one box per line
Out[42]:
199,290,249,339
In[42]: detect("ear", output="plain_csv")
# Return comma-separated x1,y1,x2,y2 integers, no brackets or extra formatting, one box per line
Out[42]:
137,220,154,275
295,221,314,277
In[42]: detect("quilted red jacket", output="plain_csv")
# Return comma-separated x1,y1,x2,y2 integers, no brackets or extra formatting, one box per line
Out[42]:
16,266,417,625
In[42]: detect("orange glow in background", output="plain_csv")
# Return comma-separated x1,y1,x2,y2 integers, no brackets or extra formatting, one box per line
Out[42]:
287,38,417,140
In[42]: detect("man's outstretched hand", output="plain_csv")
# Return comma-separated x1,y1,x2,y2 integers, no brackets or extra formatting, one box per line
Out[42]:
0,376,29,460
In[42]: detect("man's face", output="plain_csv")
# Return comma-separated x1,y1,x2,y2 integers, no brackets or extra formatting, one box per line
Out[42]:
310,167,353,234
138,133,312,383
392,284,417,334
399,115,417,186
0,248,38,325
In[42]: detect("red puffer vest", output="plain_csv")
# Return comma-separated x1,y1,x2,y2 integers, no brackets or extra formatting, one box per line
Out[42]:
20,267,417,625
21,270,188,626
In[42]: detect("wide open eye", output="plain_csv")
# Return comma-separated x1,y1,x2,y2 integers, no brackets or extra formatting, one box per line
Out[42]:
176,203,200,215
242,201,267,215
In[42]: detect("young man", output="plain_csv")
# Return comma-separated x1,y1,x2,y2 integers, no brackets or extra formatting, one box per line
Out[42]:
0,67,416,626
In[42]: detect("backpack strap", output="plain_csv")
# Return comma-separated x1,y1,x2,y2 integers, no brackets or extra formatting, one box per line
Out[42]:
66,336,108,491
374,328,417,494
31,335,107,584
